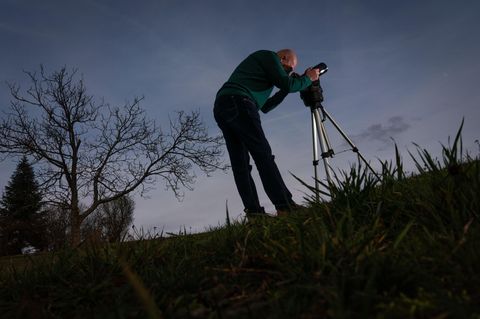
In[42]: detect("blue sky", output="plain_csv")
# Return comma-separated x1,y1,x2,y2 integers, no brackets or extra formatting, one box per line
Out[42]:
1,0,479,233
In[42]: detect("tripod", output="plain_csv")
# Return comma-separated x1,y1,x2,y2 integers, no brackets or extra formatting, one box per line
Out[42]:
309,102,378,200
300,63,378,200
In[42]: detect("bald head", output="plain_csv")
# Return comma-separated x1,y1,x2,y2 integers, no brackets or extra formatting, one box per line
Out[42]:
277,49,298,74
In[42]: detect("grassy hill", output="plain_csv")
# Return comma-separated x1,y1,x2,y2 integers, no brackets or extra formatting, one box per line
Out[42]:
1,128,479,318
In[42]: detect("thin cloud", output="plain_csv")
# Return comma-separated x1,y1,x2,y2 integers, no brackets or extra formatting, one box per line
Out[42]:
351,116,411,145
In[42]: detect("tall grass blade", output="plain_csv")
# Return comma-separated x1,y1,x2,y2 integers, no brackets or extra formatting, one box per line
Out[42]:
225,200,231,227
393,221,414,250
120,259,163,319
394,143,404,180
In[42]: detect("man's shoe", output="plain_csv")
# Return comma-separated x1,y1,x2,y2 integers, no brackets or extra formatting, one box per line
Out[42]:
244,207,266,215
276,209,289,217
276,202,306,216
244,207,273,222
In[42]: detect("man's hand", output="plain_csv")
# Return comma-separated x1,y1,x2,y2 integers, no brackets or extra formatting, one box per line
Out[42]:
305,68,320,81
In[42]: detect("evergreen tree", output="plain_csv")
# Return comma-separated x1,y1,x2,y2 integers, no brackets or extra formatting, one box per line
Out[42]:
0,156,44,255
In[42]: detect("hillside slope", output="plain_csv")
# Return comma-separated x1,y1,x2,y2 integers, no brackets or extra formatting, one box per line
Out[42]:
1,133,479,318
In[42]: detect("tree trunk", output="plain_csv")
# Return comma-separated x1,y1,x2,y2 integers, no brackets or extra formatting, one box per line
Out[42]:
70,206,81,247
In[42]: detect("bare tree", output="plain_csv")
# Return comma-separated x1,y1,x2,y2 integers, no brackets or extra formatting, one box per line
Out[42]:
0,66,226,246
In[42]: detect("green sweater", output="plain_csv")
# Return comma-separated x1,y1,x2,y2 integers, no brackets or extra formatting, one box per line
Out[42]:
216,50,312,112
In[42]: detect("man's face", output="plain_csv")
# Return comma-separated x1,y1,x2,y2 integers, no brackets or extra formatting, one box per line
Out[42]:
279,54,297,74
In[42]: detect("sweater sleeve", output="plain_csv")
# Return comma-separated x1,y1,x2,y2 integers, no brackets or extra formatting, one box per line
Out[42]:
261,89,289,113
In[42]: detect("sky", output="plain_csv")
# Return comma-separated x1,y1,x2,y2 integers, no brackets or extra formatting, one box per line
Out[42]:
1,0,479,234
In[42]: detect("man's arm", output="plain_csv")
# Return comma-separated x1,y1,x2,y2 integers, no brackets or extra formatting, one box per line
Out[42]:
261,90,289,113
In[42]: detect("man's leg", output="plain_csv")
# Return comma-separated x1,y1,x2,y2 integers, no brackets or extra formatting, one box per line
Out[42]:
227,97,296,211
222,127,263,212
214,96,263,213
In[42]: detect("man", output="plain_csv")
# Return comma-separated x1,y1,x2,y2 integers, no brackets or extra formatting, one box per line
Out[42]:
214,49,320,217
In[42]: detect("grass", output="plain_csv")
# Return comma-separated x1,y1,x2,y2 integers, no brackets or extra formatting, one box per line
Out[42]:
1,124,479,318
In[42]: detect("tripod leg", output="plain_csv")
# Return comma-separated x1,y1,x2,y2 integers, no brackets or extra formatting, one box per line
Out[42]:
321,107,380,179
311,113,320,201
319,116,334,156
313,109,334,185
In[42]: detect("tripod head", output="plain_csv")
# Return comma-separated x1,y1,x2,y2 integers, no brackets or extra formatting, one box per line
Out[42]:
295,62,328,108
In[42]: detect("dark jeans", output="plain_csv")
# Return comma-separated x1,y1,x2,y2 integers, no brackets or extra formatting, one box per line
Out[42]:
213,94,295,212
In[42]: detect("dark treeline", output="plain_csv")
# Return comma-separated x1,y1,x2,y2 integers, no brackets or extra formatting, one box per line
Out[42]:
0,156,134,256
